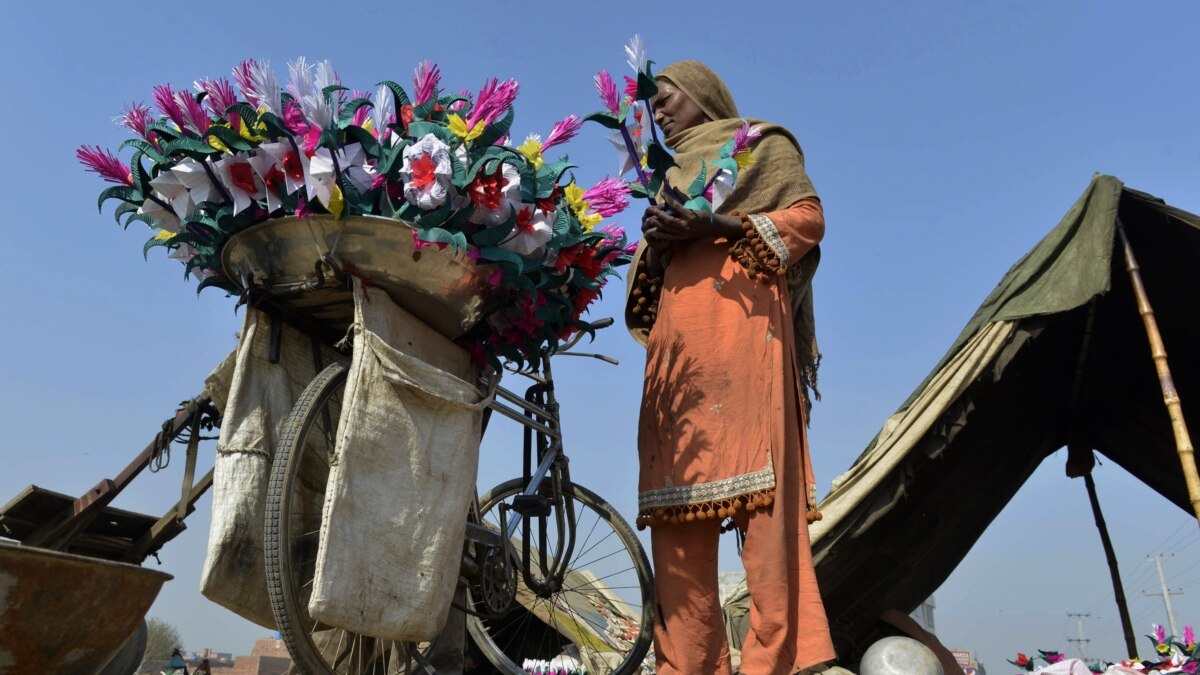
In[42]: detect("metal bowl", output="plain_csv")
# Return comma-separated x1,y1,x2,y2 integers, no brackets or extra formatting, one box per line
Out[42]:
221,215,505,340
0,541,172,675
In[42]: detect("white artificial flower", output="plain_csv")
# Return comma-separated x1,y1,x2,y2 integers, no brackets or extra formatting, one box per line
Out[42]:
399,133,453,210
468,162,522,226
214,154,264,215
500,206,554,258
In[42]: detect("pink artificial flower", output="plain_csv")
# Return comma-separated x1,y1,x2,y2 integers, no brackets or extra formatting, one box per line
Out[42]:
175,89,210,134
594,70,620,115
623,75,638,100
350,89,372,128
467,78,519,129
542,115,582,151
283,100,309,136
413,60,441,106
449,88,472,111
152,83,190,131
196,77,238,119
582,177,631,217
1184,625,1195,649
114,101,156,142
1156,624,1167,644
76,146,134,186
232,59,281,115
1181,661,1198,674
732,121,763,156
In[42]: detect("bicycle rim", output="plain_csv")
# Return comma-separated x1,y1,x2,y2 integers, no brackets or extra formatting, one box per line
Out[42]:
264,360,434,674
467,479,655,674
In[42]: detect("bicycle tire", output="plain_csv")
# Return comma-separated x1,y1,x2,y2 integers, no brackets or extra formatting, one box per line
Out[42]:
264,360,435,674
466,478,655,674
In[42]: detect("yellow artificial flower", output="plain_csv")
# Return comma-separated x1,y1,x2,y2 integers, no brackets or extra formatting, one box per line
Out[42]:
448,114,484,142
329,184,344,220
578,211,602,232
733,150,755,170
516,137,544,170
564,181,587,211
361,118,375,132
238,119,267,143
208,136,230,152
153,229,175,241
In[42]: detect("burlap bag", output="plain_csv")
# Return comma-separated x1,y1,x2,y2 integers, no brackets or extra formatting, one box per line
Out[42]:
308,280,489,641
200,308,340,627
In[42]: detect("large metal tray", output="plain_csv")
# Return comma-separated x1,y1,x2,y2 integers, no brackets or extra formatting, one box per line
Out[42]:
221,215,505,340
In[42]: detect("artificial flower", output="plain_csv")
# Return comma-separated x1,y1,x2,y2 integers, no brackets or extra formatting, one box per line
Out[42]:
196,77,238,120
582,177,631,217
399,133,453,210
594,70,620,115
232,59,282,115
467,78,519,129
500,206,553,257
214,154,264,215
152,84,190,132
413,60,440,106
113,102,155,143
371,84,396,141
625,34,648,74
288,57,338,130
467,164,522,225
542,114,583,151
449,113,485,143
76,146,132,186
256,141,309,196
170,157,220,206
516,134,544,170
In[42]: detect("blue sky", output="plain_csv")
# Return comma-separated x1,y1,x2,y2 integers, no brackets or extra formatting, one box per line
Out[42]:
2,0,1199,670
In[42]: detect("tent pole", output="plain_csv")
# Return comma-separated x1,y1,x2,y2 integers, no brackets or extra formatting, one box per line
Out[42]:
1116,218,1200,524
1066,299,1137,656
1083,472,1139,657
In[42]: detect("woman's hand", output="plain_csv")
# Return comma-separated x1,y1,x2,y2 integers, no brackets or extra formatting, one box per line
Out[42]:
646,194,743,243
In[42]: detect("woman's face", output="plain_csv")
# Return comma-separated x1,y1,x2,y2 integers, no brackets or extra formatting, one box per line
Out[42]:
650,81,708,137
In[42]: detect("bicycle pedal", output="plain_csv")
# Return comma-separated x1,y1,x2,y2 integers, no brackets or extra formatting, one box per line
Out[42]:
511,494,552,517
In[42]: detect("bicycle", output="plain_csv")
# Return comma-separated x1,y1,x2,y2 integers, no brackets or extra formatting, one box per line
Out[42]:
261,316,656,675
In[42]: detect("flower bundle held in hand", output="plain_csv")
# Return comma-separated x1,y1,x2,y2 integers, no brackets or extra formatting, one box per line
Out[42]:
1009,623,1197,674
583,35,762,214
79,58,635,364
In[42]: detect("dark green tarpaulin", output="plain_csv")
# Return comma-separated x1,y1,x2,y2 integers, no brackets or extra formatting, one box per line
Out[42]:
724,175,1200,664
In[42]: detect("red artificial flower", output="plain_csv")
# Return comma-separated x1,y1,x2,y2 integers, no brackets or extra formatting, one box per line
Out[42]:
535,185,561,214
515,206,536,233
574,245,605,280
468,169,508,212
572,287,600,318
555,244,583,274
263,165,285,196
399,104,414,131
229,162,257,194
1015,653,1030,666
281,150,305,181
409,154,438,189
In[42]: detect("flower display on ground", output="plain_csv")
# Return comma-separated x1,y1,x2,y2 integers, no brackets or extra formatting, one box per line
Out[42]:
1011,623,1197,674
79,58,634,365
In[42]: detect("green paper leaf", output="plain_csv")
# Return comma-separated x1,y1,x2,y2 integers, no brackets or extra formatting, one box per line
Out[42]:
636,69,659,101
161,137,220,157
205,125,254,152
225,103,260,126
536,157,576,197
472,216,516,247
321,84,349,108
337,97,373,127
124,212,154,229
407,121,456,146
717,138,736,159
376,80,412,108
583,111,624,130
418,226,469,254
97,186,142,211
413,99,437,120
257,111,292,139
645,142,676,174
113,201,139,224
476,107,513,147
684,196,713,214
688,159,708,198
118,138,170,166
343,125,381,159
478,245,525,273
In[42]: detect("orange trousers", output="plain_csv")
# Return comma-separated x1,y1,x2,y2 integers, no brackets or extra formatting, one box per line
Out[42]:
649,414,835,674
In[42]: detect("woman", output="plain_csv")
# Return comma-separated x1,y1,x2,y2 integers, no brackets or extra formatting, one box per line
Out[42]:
627,60,837,675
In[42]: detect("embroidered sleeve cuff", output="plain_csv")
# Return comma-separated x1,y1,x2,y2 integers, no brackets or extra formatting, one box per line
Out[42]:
628,257,663,327
730,213,788,283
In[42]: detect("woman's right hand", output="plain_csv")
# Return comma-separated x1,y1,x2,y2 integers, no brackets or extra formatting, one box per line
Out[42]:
641,205,674,251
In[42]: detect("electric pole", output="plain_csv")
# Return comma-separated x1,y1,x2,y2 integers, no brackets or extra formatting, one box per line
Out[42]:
1144,554,1184,637
1067,613,1091,660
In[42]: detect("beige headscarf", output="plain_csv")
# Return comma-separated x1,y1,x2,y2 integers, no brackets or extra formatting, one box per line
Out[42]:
626,60,824,402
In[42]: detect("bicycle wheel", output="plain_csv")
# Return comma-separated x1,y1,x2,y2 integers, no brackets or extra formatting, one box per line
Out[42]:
467,478,655,674
264,360,438,674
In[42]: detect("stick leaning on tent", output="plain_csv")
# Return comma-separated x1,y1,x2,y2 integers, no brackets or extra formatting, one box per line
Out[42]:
1116,218,1200,525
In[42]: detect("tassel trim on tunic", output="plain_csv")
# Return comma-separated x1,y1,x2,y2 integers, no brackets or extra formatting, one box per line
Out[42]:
636,488,777,530
628,257,664,327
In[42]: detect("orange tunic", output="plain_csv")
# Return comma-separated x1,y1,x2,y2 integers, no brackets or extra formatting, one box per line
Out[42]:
637,198,836,674
636,199,824,524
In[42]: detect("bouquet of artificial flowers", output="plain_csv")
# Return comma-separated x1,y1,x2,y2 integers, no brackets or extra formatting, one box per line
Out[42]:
79,58,634,365
1010,623,1197,674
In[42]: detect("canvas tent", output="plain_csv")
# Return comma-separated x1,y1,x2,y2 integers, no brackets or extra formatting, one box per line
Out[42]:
724,174,1200,662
